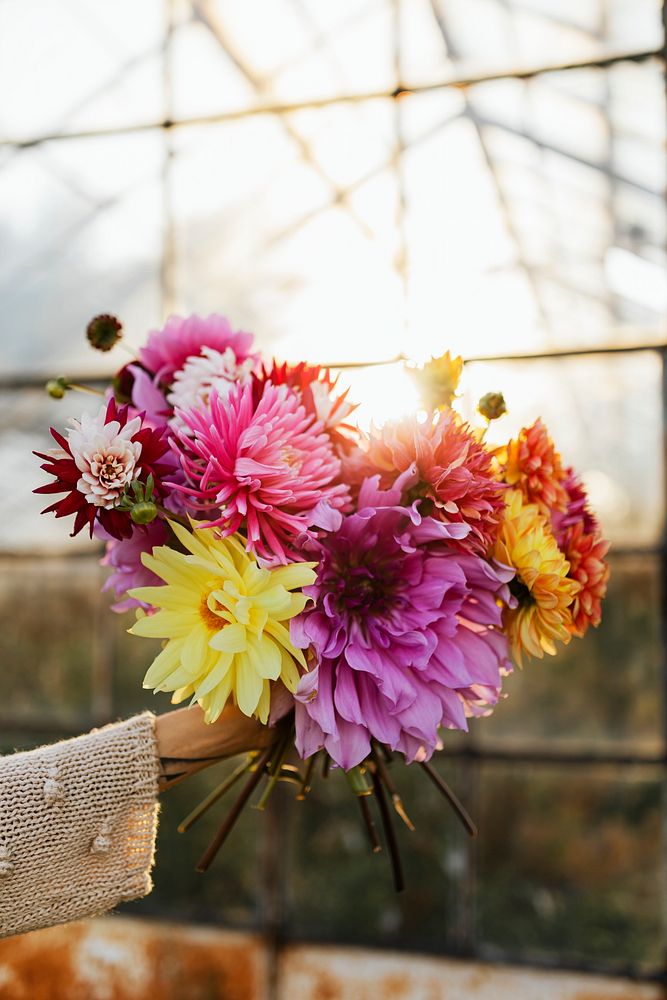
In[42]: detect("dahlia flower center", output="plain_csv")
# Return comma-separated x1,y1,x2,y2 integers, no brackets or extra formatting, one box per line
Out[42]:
67,407,143,509
200,594,227,632
93,452,133,489
509,576,532,606
329,555,399,616
280,445,303,472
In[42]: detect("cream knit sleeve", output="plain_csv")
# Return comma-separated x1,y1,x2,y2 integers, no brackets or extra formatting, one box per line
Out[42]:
0,713,160,939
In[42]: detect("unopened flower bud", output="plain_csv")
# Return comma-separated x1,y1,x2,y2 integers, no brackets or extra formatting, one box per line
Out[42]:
130,501,158,525
86,314,123,352
478,391,507,421
45,377,69,399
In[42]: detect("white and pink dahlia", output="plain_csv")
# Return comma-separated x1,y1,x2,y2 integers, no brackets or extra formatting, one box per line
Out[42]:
68,406,142,508
172,382,350,563
168,345,255,432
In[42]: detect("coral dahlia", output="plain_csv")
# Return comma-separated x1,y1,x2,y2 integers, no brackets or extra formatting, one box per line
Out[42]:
362,410,506,554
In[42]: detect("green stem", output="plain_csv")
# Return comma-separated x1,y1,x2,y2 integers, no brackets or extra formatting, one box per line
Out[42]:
254,726,293,811
177,755,254,834
67,382,105,397
296,753,317,801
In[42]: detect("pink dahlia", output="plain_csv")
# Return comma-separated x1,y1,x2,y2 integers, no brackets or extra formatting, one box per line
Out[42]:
34,398,172,540
139,314,258,383
292,475,514,770
361,411,506,554
100,518,169,613
252,360,357,437
171,382,350,564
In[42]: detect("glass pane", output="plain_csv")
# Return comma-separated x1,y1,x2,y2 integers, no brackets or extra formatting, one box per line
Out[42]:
477,762,664,972
286,756,475,953
460,350,663,549
0,0,164,141
402,60,666,358
171,0,396,118
477,555,663,755
402,0,662,87
0,133,164,377
170,108,404,365
0,556,100,730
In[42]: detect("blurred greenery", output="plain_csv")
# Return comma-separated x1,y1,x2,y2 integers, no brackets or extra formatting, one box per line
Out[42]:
476,763,664,972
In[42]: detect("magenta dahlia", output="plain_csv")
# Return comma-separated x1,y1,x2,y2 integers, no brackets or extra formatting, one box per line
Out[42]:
171,381,350,564
292,475,514,770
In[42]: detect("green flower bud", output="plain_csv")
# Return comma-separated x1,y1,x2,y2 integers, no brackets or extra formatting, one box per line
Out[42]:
86,314,123,352
45,377,69,399
478,391,507,421
130,501,158,525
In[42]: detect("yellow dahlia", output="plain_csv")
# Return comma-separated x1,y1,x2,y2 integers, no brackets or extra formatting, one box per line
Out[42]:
494,490,580,665
128,519,317,723
409,351,463,411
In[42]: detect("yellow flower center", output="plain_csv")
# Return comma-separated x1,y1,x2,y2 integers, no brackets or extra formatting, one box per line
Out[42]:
199,594,226,633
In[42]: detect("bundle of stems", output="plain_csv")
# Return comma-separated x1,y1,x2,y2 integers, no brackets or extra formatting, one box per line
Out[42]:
174,714,477,891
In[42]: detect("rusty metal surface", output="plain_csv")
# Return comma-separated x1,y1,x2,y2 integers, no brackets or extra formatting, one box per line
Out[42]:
0,919,664,1000
277,944,666,1000
0,918,267,1000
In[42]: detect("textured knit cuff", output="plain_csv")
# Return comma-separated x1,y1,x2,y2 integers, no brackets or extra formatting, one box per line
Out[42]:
0,713,160,939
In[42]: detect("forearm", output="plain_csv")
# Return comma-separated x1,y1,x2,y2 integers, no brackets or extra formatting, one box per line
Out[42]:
0,713,159,939
0,705,268,939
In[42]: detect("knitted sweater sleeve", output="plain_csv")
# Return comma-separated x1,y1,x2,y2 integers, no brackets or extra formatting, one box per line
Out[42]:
0,713,160,939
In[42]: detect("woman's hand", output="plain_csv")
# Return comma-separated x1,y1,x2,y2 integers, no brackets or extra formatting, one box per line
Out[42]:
155,704,271,792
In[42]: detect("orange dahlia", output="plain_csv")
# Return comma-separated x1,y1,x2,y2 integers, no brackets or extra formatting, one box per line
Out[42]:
551,467,610,637
497,418,568,517
560,522,610,637
363,410,506,554
494,489,580,665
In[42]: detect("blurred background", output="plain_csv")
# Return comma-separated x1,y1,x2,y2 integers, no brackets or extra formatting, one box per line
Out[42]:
0,1,666,998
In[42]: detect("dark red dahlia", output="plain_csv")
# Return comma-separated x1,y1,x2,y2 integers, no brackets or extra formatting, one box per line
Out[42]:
34,398,173,540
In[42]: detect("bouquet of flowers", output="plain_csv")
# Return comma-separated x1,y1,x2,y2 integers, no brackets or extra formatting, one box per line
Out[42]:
35,313,609,889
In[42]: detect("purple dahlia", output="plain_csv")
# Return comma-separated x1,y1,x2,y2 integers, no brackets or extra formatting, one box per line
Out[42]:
292,476,514,770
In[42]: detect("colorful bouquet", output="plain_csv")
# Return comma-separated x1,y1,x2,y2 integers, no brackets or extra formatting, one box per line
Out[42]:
35,314,609,888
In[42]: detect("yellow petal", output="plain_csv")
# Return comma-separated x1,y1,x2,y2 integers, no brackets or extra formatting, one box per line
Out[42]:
209,622,247,653
130,609,194,639
246,634,282,680
235,651,263,716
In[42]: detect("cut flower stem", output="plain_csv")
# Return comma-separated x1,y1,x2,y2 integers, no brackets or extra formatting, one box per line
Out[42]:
177,755,254,834
196,743,275,873
419,760,478,838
